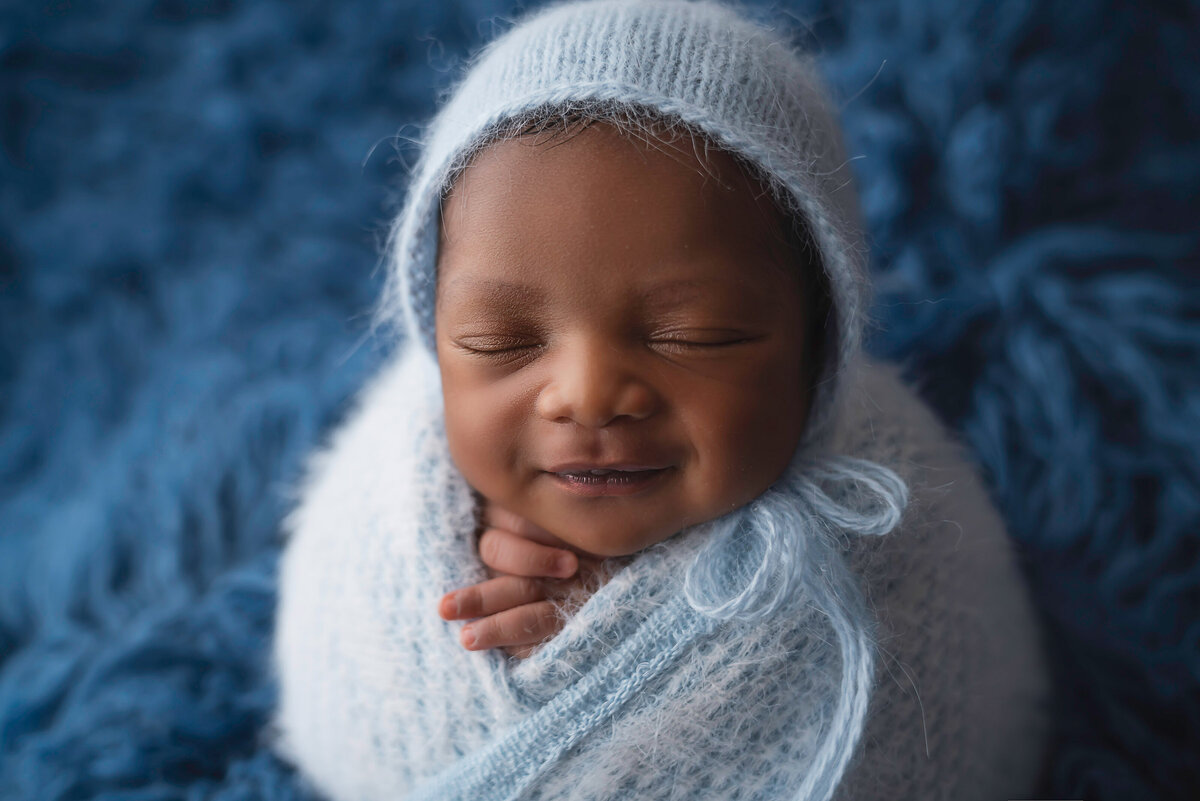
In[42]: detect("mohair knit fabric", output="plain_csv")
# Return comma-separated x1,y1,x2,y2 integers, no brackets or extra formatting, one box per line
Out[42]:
273,2,1049,799
274,348,1048,801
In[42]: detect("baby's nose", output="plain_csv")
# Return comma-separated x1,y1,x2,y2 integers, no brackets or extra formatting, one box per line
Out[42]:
535,346,658,428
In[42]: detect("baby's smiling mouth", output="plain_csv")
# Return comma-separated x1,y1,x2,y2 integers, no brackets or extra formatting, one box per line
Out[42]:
545,464,672,496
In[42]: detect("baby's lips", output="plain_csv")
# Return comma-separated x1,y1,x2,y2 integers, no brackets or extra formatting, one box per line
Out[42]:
544,461,672,474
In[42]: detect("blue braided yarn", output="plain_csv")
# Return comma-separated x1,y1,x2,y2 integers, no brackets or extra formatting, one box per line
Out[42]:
684,456,909,801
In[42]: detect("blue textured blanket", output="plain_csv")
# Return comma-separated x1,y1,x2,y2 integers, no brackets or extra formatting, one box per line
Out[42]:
1,1,1197,799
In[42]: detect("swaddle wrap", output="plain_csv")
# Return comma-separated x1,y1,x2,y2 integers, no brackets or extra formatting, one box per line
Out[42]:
273,2,1049,798
272,351,1048,801
275,345,907,801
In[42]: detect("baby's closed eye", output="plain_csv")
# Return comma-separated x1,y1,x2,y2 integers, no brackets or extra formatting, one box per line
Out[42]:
645,328,766,352
452,333,544,358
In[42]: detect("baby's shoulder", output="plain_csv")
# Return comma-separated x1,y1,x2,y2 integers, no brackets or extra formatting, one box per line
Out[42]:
830,355,969,481
830,356,1051,801
831,354,1004,565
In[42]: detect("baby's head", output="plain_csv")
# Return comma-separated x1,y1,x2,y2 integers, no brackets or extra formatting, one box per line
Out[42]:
384,0,869,557
437,112,826,557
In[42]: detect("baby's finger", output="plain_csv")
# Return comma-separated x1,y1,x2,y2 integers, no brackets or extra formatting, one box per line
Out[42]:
438,576,545,620
478,527,577,578
460,600,562,651
483,502,555,543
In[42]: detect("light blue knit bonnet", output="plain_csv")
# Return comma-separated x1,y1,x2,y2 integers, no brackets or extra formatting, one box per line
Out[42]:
382,0,870,447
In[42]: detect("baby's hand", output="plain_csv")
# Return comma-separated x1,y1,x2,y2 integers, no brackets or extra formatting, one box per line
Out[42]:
437,502,597,659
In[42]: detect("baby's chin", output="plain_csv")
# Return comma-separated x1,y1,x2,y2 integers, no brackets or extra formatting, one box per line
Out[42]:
518,503,702,560
475,470,776,559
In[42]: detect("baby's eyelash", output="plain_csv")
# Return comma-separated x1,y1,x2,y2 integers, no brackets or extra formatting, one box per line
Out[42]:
647,332,763,351
453,335,542,358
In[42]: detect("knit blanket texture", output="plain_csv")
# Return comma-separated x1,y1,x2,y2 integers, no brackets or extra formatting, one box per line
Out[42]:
271,347,1047,801
1,1,1198,800
272,348,887,801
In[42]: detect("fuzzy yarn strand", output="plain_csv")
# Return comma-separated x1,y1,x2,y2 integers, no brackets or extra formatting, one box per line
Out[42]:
684,455,909,801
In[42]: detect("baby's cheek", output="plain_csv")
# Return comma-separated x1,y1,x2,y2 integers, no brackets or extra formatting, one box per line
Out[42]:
443,391,496,478
701,394,801,505
444,388,528,502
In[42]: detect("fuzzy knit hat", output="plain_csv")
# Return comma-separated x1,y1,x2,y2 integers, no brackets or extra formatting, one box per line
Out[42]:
382,0,869,445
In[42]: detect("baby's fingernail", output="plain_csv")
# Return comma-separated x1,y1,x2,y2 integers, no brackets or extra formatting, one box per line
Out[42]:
460,626,476,648
439,594,458,618
556,554,577,576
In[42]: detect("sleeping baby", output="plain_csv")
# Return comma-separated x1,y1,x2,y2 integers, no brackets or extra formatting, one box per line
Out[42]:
272,2,1050,799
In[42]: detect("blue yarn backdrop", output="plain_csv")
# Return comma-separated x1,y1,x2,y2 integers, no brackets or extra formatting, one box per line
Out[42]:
1,0,1197,799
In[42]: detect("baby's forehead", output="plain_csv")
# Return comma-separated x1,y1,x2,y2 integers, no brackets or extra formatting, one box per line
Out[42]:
437,271,773,310
435,124,801,296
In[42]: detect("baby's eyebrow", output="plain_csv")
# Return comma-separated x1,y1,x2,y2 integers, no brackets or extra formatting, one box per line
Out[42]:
638,280,707,307
437,276,545,309
638,278,763,313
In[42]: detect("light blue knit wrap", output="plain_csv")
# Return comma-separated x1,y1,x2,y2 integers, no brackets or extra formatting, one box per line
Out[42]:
286,2,912,799
274,345,910,800
403,447,908,801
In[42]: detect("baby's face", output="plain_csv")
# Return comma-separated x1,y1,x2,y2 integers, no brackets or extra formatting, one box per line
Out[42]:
435,123,813,558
